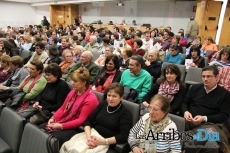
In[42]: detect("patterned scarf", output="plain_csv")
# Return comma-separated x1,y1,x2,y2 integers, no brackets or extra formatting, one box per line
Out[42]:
158,81,179,102
96,69,117,92
59,61,74,72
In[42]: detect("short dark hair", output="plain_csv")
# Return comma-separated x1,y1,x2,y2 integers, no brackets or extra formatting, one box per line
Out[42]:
169,44,179,51
105,82,124,98
48,46,59,57
202,65,219,76
10,56,24,68
51,37,58,44
35,41,45,50
102,37,110,44
104,54,120,71
134,39,143,47
124,48,133,58
150,94,170,114
30,60,44,73
130,55,145,68
188,46,201,58
44,63,62,79
78,32,86,39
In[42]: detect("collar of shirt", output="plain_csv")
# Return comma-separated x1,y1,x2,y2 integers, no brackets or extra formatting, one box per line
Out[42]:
130,69,142,76
81,63,89,67
204,84,217,94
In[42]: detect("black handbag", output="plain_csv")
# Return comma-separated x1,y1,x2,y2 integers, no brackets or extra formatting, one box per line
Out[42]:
123,87,138,103
18,106,39,119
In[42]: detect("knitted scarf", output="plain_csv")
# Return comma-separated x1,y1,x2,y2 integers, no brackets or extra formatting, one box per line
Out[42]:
158,81,179,102
96,69,117,92
59,61,74,72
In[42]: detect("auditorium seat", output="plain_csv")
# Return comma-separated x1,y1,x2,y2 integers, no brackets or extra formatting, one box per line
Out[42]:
185,67,202,85
0,101,5,116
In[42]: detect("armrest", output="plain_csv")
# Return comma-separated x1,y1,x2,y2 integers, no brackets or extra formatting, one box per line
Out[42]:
115,143,131,153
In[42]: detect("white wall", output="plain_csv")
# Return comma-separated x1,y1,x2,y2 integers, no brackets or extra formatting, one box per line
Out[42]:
79,1,197,33
0,1,49,29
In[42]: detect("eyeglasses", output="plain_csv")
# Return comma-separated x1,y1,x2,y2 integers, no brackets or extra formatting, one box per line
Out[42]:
202,75,215,79
148,106,161,112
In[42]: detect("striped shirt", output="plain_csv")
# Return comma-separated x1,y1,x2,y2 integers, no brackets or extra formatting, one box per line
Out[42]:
128,113,181,153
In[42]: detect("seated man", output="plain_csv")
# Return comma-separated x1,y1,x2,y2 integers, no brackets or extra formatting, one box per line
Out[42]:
181,65,230,153
66,51,100,84
120,55,152,102
24,41,48,68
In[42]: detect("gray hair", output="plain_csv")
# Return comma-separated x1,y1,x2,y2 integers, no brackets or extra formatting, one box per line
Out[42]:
90,35,97,42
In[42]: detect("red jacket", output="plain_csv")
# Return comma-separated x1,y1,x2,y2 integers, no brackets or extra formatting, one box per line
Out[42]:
132,48,145,56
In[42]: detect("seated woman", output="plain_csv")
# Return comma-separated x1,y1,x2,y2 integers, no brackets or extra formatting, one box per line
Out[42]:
209,46,230,68
128,94,181,153
201,36,218,61
183,46,205,68
61,83,132,152
43,68,99,147
4,60,47,108
31,63,70,125
143,50,162,83
0,55,12,83
119,48,133,70
18,35,32,51
73,45,83,62
163,44,183,65
142,64,186,114
43,46,62,66
92,55,122,92
0,56,29,102
0,39,19,56
59,49,75,80
94,46,113,66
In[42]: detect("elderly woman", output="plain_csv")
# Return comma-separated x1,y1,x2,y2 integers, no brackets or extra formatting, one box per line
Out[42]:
163,44,183,65
0,56,29,101
143,50,162,83
209,46,230,68
84,35,100,52
143,64,186,114
1,60,47,108
44,67,99,147
129,94,181,153
92,55,122,92
183,46,205,68
30,63,70,125
0,55,12,83
43,46,62,66
59,49,75,80
19,35,32,51
60,83,132,152
73,45,84,62
94,46,113,66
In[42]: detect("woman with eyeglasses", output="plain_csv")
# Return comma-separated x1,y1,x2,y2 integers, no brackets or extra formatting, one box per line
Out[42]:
142,64,186,114
128,94,181,153
163,44,183,65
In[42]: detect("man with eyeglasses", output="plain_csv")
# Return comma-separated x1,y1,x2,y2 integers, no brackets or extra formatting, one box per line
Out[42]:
181,65,230,152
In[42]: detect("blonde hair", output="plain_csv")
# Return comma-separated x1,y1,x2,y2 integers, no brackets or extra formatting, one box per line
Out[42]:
1,54,11,64
71,67,91,88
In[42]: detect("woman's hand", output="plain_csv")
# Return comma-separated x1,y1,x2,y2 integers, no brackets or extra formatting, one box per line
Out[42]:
142,101,149,107
88,135,106,147
190,62,196,67
33,102,39,108
0,84,8,90
47,123,63,130
132,146,145,153
48,118,55,125
145,60,150,66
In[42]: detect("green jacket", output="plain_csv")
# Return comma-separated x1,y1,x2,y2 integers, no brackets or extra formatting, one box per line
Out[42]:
66,61,100,84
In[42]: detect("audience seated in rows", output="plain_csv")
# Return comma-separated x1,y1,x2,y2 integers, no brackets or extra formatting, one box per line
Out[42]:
128,94,181,152
59,49,75,80
120,55,152,102
143,64,186,114
31,63,70,125
60,83,132,153
66,51,100,84
41,68,99,147
0,54,12,83
92,55,122,92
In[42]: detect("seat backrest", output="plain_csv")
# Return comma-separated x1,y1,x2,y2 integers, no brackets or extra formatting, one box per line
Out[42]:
185,67,203,84
19,123,59,153
122,99,140,126
20,50,31,60
0,107,25,153
205,50,213,57
204,57,208,67
182,47,186,54
66,81,73,90
168,113,185,132
92,51,102,62
92,90,105,103
176,64,186,82
0,101,5,116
